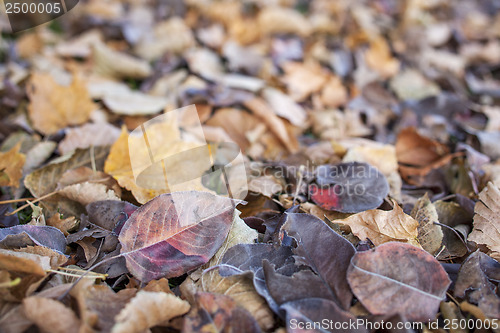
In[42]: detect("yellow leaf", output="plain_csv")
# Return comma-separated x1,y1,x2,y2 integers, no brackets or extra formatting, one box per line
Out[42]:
365,37,400,78
0,143,25,188
27,73,96,135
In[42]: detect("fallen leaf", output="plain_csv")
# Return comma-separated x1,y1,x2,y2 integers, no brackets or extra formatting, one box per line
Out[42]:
410,194,444,254
112,290,190,333
135,17,194,61
183,292,261,333
244,97,298,153
103,90,169,116
469,182,500,260
0,225,66,253
0,143,25,188
309,162,390,213
27,72,96,135
320,75,348,108
347,242,451,321
454,250,500,319
335,203,420,247
262,87,307,126
23,296,80,333
46,214,77,236
365,37,400,78
280,61,327,102
184,211,274,330
25,146,110,198
390,69,440,101
58,182,121,206
0,247,66,276
92,42,152,79
72,283,137,333
257,7,311,37
118,192,236,282
59,123,122,155
282,212,356,310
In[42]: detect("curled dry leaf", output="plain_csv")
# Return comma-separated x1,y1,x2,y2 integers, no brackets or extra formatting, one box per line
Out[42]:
0,246,66,276
347,242,451,321
103,90,169,116
112,291,190,333
262,87,307,127
280,61,327,102
0,143,25,188
244,98,299,153
396,127,453,184
72,283,137,333
365,37,400,78
335,203,420,247
468,182,500,260
58,182,121,207
410,194,443,254
27,72,96,135
92,42,152,79
23,296,80,333
118,191,236,282
59,123,122,155
257,7,311,37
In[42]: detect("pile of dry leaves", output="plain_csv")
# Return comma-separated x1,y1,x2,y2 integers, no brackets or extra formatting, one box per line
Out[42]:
1,0,500,332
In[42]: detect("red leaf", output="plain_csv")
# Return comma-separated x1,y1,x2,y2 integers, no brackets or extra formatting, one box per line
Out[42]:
118,191,236,282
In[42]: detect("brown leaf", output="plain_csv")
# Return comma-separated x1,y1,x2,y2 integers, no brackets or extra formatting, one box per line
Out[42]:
334,203,421,247
27,72,96,135
23,296,80,333
469,182,500,260
365,37,400,78
410,194,444,254
0,247,65,276
0,143,25,188
183,212,274,330
244,97,298,153
183,292,261,333
396,127,449,167
111,291,190,333
72,283,137,333
280,61,327,102
25,146,110,198
347,242,451,321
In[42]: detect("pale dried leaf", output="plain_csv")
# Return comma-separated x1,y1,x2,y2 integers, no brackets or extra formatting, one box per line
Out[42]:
469,182,500,260
335,203,421,247
23,296,80,333
112,291,190,333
